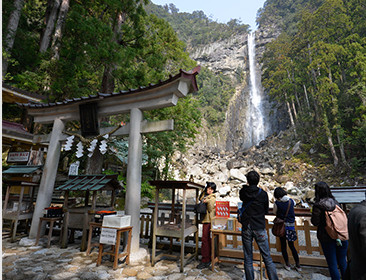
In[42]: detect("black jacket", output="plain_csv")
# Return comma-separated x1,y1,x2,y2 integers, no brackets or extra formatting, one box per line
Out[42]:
239,185,269,230
311,197,339,242
346,200,366,280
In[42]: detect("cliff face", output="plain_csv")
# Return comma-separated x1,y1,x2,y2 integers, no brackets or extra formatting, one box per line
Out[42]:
189,33,248,79
188,23,285,153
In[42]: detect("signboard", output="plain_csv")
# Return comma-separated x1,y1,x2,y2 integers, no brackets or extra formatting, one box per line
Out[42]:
216,201,230,218
68,162,80,176
27,150,44,166
7,152,30,163
99,228,117,245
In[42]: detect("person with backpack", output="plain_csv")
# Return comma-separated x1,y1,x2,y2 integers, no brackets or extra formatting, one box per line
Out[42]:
273,187,301,272
196,182,217,269
239,171,278,280
311,181,348,280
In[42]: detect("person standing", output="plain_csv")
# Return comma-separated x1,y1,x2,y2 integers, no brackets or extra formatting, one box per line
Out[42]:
273,187,301,272
311,181,348,280
345,192,366,280
196,182,217,269
239,171,278,280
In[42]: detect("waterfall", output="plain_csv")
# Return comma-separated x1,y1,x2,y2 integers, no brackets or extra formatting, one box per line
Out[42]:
247,32,265,146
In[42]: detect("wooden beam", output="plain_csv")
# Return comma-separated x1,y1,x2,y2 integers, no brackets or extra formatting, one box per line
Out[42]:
33,119,174,144
26,77,193,124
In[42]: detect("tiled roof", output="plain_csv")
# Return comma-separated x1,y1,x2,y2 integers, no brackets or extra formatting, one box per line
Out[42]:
3,165,43,174
149,180,204,190
19,68,200,109
56,174,123,191
3,84,46,102
2,120,33,138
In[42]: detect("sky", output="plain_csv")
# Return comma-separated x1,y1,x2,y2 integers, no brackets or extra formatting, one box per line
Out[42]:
151,0,267,30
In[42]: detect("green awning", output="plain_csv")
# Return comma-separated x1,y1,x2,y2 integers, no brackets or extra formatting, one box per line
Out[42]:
56,174,122,191
3,165,43,174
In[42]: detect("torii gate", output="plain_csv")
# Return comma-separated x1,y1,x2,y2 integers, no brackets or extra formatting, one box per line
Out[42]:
23,68,200,254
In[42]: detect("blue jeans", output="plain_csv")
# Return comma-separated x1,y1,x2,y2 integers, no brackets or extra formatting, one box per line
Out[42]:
320,240,348,280
242,226,278,280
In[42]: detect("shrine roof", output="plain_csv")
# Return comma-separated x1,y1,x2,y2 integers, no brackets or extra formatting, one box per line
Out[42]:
56,174,123,191
3,84,46,103
19,68,200,109
149,180,204,190
3,165,43,174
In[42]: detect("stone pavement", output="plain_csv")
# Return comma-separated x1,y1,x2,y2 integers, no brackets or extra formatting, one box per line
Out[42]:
2,237,331,280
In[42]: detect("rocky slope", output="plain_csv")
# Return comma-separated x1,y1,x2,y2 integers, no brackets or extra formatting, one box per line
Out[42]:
170,128,364,207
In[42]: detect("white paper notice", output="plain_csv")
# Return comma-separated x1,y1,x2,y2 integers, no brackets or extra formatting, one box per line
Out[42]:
99,228,117,245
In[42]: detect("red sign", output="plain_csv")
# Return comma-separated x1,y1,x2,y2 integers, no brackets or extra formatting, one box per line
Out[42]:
215,201,230,218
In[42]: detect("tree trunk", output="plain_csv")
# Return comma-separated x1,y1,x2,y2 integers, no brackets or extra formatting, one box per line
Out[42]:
291,99,297,120
285,93,297,137
322,111,339,167
2,0,25,77
303,84,311,110
100,13,124,93
40,0,61,53
294,91,301,112
85,148,104,175
336,126,349,167
51,0,70,60
101,66,116,93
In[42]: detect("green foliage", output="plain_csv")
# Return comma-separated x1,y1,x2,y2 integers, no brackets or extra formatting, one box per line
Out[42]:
145,2,249,49
260,0,366,171
3,0,204,182
195,67,234,126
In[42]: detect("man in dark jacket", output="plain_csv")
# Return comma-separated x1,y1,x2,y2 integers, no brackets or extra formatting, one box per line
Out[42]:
239,170,278,280
345,195,366,280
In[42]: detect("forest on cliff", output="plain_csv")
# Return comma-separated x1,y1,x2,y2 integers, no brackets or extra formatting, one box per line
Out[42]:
2,0,366,179
258,0,366,174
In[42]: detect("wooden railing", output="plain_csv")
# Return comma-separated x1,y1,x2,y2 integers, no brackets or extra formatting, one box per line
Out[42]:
140,205,327,267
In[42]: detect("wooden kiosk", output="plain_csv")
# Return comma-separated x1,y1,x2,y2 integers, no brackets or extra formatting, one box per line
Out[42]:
2,165,42,241
149,180,204,272
56,174,123,250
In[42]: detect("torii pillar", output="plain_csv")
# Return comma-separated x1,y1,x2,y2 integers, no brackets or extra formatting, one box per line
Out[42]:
125,108,143,252
23,67,200,255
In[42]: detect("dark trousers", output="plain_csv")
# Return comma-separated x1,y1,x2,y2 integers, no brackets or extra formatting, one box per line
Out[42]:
201,223,211,263
320,240,348,280
279,236,299,265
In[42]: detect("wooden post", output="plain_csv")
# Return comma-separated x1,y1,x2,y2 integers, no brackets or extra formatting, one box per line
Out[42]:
180,188,187,272
151,188,159,266
3,186,10,212
61,192,69,248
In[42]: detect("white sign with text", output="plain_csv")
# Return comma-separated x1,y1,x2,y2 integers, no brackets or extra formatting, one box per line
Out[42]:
99,228,117,245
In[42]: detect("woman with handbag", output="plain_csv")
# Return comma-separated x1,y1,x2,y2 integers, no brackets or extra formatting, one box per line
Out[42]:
273,187,301,272
196,182,217,269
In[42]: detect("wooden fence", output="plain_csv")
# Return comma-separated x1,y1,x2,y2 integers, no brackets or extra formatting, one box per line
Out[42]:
139,206,328,267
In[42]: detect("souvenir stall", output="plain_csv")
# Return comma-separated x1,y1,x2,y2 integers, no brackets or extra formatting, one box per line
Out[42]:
149,180,204,272
2,165,42,241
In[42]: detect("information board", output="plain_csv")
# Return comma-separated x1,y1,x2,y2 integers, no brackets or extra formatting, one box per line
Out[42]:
99,228,117,245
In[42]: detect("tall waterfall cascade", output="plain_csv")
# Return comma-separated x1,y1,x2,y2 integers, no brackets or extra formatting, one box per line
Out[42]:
247,32,266,146
223,32,284,152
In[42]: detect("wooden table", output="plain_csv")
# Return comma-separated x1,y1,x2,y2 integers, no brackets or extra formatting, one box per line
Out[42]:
35,217,63,248
96,225,132,270
211,229,264,279
86,222,103,255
